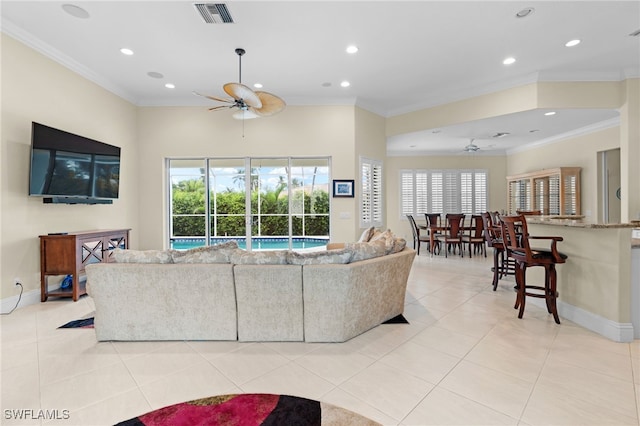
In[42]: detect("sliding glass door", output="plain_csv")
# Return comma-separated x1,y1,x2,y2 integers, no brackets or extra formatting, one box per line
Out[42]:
168,157,330,250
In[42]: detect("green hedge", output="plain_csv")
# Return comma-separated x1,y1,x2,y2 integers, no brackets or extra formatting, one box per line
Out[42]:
171,179,329,237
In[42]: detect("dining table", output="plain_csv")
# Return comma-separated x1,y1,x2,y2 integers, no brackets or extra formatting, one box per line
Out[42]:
418,223,460,256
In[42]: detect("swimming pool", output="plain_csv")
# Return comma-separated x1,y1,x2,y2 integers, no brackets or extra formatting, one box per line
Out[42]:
170,237,329,251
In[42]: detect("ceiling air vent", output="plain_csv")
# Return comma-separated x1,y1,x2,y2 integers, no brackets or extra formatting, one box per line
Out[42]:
193,3,234,24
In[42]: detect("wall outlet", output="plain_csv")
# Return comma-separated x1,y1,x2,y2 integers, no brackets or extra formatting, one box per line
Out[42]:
13,277,21,286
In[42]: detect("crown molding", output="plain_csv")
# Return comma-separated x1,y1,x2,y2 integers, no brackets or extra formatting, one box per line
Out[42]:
506,117,621,155
1,17,137,104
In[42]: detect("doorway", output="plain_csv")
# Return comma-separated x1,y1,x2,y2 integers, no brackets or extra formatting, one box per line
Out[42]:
597,148,621,224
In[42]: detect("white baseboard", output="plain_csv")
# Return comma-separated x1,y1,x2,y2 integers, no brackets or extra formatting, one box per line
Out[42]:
529,298,636,343
0,288,41,314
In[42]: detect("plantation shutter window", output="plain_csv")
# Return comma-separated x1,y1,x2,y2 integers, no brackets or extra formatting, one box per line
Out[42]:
399,169,488,217
360,157,383,228
400,170,429,217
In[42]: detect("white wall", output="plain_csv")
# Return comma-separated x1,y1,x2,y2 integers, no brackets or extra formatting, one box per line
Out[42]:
1,34,139,303
135,105,360,249
507,126,620,222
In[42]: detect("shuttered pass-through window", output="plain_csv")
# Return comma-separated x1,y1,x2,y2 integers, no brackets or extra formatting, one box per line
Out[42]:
400,169,488,217
361,157,383,228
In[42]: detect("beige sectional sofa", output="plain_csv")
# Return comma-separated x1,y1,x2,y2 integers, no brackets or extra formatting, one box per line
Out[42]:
86,231,415,343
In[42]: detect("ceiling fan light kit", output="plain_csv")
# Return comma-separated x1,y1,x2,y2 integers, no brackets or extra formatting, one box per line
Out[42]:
463,139,480,152
196,48,285,120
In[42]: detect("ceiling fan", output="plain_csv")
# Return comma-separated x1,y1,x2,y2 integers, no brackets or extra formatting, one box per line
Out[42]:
194,48,286,120
462,139,481,152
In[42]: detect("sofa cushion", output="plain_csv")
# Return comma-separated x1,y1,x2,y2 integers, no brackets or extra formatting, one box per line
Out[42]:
230,249,289,265
112,248,173,264
287,249,352,265
345,239,387,262
171,241,238,263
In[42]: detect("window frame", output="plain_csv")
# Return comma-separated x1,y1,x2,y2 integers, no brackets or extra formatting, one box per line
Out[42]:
166,156,331,250
399,168,488,218
360,156,384,228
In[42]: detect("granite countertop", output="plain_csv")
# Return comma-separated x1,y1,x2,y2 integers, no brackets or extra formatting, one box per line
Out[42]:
526,216,640,229
525,217,640,248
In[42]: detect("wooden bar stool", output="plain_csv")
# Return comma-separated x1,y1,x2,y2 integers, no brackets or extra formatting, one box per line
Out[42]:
500,214,567,324
481,212,514,290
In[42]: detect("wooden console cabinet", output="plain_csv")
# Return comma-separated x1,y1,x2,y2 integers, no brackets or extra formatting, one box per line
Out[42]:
39,229,130,301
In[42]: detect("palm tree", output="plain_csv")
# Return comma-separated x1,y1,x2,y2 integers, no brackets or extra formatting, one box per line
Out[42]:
232,168,259,191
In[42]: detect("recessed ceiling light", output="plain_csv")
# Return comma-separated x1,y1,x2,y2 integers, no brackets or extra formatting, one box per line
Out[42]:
515,7,535,18
544,111,556,116
346,45,359,54
340,81,350,88
492,132,510,138
62,4,90,19
503,57,516,65
120,48,134,56
253,83,263,89
165,83,175,89
147,72,164,79
565,39,581,47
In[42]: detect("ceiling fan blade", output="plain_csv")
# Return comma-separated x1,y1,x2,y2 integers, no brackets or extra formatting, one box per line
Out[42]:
251,91,286,116
192,91,234,104
208,105,232,111
223,83,262,108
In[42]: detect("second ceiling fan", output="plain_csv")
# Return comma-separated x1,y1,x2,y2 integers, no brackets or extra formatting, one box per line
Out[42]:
195,48,286,119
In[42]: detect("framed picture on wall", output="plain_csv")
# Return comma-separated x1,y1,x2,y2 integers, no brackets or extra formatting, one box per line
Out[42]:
333,179,354,198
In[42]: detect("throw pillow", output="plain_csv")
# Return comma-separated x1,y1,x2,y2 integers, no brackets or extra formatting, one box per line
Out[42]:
287,249,353,265
357,226,376,243
369,229,395,254
113,248,173,264
391,236,407,253
171,240,238,263
229,249,289,265
345,239,387,262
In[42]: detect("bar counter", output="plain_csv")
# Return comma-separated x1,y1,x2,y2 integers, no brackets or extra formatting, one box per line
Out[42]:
521,217,639,342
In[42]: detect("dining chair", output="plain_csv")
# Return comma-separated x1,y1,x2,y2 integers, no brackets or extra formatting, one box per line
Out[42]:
462,214,486,258
424,213,442,253
436,213,465,257
424,213,441,228
500,214,567,324
516,209,542,216
407,215,430,255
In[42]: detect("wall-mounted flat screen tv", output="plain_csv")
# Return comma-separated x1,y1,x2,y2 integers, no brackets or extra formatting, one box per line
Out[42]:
29,122,121,203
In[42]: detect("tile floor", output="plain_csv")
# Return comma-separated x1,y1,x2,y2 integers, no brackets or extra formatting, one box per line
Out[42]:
1,253,639,425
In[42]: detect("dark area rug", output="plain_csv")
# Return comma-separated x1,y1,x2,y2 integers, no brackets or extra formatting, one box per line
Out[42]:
58,317,94,328
382,314,409,324
115,393,380,426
